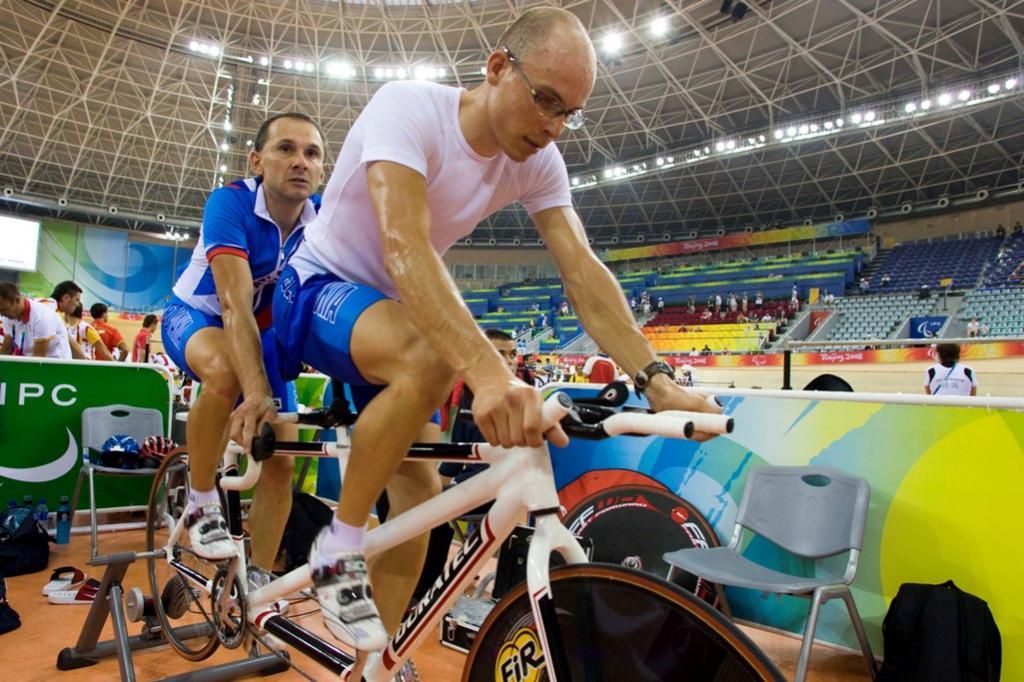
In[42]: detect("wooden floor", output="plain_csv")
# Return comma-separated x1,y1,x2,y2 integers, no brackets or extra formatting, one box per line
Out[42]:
2,528,875,681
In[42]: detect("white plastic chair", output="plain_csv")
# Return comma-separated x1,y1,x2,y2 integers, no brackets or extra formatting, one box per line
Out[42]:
69,404,164,559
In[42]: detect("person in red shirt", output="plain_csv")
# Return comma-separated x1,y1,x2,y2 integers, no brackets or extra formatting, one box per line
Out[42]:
89,302,130,361
132,314,159,362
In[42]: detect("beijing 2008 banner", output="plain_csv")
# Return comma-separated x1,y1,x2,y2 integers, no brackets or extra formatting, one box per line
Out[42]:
602,218,870,262
548,384,1024,678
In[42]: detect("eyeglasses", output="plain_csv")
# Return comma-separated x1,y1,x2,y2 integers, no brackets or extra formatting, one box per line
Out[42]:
502,47,587,131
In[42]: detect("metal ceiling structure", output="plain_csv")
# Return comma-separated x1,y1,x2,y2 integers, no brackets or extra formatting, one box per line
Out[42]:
1,0,1022,243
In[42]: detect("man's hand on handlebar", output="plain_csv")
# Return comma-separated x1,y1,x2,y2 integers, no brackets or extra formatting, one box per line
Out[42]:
642,374,724,442
229,393,279,452
471,378,569,449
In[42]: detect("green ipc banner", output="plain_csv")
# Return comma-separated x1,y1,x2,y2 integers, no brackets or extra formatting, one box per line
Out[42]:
0,357,173,509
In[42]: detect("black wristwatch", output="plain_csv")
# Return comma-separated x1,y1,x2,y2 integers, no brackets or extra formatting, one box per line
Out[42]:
633,360,675,397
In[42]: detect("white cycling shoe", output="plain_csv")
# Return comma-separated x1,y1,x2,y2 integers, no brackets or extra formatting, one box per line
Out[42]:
184,503,235,561
309,528,388,651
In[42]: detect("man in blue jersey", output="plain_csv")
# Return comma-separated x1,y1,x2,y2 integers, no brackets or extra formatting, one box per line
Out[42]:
161,113,324,576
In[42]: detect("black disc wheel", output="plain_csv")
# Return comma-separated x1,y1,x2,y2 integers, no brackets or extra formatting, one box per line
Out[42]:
463,563,783,682
146,448,221,661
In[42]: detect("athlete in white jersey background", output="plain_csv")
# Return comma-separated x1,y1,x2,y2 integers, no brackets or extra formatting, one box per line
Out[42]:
272,7,723,654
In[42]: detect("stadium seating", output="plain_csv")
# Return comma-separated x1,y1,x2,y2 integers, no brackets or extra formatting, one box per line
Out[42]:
867,236,1002,292
816,294,939,346
957,288,1024,337
981,233,1024,287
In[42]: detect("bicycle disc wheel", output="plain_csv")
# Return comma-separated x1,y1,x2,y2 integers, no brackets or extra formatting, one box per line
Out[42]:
463,563,784,682
146,448,221,661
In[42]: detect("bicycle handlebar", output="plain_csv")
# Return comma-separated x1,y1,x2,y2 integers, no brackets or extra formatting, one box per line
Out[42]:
221,390,728,492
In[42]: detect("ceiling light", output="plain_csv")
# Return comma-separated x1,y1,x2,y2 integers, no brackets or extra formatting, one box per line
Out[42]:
284,59,293,70
958,90,972,101
725,140,736,150
850,113,862,124
219,164,227,172
757,134,765,143
715,141,726,152
189,41,199,51
259,56,269,66
602,33,623,54
223,121,232,131
571,177,580,186
835,118,844,127
938,92,952,105
809,123,819,133
251,95,261,105
649,16,669,37
798,124,809,135
220,142,229,151
786,126,797,137
305,62,315,73
987,83,1000,94
396,68,408,79
246,140,253,146
1006,78,1018,89
665,156,674,163
824,121,833,130
904,102,916,113
479,67,487,76
864,111,876,122
374,68,384,79
920,99,932,110
774,129,784,139
385,68,395,78
603,169,614,179
656,157,665,166
703,146,710,154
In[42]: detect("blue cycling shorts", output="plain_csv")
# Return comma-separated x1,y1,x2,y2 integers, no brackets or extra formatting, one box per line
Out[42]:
161,298,297,411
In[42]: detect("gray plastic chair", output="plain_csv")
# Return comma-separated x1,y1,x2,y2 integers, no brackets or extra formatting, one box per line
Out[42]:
664,465,877,681
69,403,165,559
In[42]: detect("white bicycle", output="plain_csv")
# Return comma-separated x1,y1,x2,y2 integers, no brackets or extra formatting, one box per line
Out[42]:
146,385,784,681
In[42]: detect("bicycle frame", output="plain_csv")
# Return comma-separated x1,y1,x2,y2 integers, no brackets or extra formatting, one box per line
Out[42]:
159,397,589,681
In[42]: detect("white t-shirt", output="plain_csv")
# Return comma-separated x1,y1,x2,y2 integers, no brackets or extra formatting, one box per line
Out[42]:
1,298,72,359
301,81,573,299
925,363,976,396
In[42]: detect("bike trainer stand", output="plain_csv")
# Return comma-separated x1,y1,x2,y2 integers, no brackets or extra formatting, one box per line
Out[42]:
56,550,289,682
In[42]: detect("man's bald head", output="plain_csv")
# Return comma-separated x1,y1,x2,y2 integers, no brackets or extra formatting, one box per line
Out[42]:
497,7,596,79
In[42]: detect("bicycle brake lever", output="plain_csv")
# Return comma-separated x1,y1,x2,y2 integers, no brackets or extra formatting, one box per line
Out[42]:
250,422,277,462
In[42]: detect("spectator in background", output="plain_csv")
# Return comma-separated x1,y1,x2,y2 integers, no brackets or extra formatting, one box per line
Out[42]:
1013,220,1022,235
689,347,700,357
995,224,1006,238
737,312,749,323
979,321,990,337
46,280,91,359
700,308,713,321
859,277,870,294
677,364,697,388
656,296,664,313
0,282,72,359
700,344,712,355
925,343,976,396
687,295,696,314
741,292,748,313
714,293,722,312
880,273,891,287
132,314,159,362
728,292,738,312
642,298,652,315
754,291,764,307
66,303,114,361
966,318,980,338
90,303,130,361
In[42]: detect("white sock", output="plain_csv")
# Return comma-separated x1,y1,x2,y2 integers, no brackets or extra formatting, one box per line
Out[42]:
189,487,220,508
314,518,367,568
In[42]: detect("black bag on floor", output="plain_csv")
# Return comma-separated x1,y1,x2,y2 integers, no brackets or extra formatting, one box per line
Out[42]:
0,505,51,578
278,492,334,573
0,576,21,635
878,580,1000,682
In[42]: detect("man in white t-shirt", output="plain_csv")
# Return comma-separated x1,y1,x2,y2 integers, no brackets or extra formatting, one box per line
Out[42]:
0,282,72,359
924,343,977,396
272,7,722,652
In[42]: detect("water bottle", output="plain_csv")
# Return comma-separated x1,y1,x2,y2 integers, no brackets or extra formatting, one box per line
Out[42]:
34,498,49,530
56,496,72,545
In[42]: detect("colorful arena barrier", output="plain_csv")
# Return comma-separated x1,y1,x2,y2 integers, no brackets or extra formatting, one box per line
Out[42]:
548,383,1024,678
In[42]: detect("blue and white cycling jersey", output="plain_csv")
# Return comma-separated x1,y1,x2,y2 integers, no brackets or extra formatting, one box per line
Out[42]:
172,176,320,329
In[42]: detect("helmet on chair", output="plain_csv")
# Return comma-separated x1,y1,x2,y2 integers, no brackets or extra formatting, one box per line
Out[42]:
138,435,176,469
100,434,141,469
